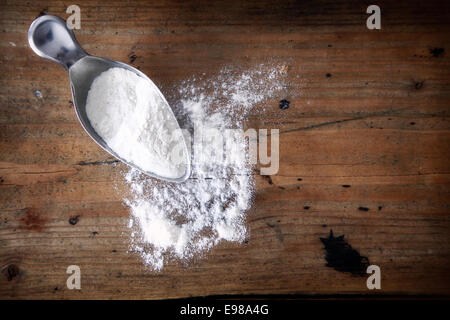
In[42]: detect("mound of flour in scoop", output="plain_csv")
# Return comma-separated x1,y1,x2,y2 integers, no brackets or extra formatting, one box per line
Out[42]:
86,67,187,179
125,64,288,271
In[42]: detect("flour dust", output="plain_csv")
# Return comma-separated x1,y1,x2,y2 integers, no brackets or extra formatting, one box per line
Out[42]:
125,64,287,271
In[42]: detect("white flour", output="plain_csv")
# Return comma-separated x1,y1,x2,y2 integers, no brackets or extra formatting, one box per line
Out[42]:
86,67,187,179
125,64,287,271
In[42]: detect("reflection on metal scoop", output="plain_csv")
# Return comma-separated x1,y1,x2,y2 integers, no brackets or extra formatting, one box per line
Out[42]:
28,15,191,183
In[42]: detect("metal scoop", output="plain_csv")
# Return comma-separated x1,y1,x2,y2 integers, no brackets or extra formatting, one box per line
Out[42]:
28,15,191,182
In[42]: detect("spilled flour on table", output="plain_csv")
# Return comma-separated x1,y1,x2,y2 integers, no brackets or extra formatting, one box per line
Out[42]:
125,64,287,271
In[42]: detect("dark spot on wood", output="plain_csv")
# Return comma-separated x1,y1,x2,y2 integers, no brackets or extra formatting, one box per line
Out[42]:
279,99,290,110
262,175,273,185
54,287,58,291
69,216,80,225
297,178,302,181
430,47,444,57
112,249,117,253
4,264,20,281
378,206,383,211
320,229,370,276
278,186,285,190
410,122,415,125
128,52,137,64
0,176,4,184
38,8,48,17
326,73,332,78
92,231,98,236
58,177,67,184
358,206,369,212
266,221,284,242
20,208,47,232
322,224,327,228
415,81,424,90
342,185,351,188
303,206,310,210
328,44,332,47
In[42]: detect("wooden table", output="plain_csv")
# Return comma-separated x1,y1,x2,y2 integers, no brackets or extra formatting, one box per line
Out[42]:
1,0,449,299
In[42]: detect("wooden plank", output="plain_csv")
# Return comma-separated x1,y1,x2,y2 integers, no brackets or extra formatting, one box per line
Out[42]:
0,0,449,298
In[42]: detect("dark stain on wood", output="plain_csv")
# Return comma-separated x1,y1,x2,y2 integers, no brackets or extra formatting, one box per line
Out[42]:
38,8,48,17
262,175,273,185
128,52,137,64
267,220,283,242
69,216,80,225
279,99,290,110
358,207,369,211
320,230,370,276
20,208,47,232
429,47,444,57
415,81,424,90
3,264,20,281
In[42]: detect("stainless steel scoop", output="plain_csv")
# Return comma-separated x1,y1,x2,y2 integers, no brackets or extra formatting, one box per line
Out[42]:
28,15,191,182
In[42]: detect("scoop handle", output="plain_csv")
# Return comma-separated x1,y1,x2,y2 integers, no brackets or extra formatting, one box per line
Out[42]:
28,15,87,70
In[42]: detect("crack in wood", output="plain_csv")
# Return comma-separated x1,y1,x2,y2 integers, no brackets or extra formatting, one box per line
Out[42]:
77,160,120,166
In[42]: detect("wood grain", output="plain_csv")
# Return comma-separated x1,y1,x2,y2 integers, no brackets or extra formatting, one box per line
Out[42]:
0,0,449,299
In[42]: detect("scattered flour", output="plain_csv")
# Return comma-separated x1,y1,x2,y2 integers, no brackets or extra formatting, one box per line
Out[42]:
125,64,288,271
86,67,187,179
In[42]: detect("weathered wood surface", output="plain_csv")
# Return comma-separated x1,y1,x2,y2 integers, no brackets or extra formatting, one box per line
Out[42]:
1,0,449,299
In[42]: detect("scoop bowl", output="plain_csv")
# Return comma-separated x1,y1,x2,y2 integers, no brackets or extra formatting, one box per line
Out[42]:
28,15,191,183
